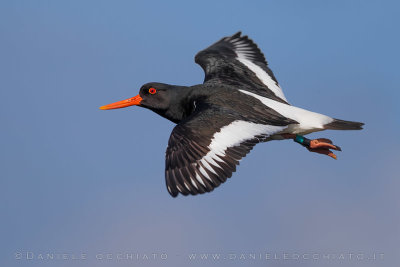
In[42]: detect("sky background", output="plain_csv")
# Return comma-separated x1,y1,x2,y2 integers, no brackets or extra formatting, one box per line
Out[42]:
1,0,399,266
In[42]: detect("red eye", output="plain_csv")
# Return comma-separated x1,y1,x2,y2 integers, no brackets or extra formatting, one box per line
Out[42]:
149,88,157,94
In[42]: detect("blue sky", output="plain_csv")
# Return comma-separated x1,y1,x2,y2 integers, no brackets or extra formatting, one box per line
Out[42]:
1,1,399,266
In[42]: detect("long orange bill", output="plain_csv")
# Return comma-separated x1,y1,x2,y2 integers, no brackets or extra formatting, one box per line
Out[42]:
99,94,142,110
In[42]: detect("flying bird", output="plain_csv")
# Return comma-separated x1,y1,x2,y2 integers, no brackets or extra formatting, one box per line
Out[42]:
100,32,363,197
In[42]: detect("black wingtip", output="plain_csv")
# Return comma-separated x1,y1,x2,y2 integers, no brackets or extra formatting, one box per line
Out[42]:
167,187,178,198
232,31,242,38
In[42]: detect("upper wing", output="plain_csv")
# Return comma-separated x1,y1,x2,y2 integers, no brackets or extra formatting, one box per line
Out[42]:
195,32,288,103
165,103,291,197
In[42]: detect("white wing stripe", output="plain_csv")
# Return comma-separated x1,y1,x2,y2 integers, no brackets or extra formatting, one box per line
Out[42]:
200,159,219,176
183,181,191,191
198,165,212,182
190,177,199,190
204,154,223,167
227,37,288,102
197,121,286,171
236,55,287,102
195,171,206,187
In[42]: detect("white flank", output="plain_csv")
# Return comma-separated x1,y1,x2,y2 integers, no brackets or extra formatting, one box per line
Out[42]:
239,90,334,134
196,121,286,181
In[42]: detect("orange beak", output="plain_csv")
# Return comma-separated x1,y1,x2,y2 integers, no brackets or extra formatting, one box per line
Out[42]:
99,94,143,110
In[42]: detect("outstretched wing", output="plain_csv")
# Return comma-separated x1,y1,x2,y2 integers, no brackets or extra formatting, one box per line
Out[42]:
165,103,291,197
195,31,288,103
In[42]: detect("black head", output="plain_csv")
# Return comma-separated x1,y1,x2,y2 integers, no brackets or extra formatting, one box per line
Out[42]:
100,82,192,123
138,82,178,111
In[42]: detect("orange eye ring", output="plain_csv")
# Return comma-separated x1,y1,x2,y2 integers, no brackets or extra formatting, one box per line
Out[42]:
149,88,157,94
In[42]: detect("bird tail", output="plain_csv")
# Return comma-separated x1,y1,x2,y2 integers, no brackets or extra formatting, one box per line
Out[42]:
324,119,364,130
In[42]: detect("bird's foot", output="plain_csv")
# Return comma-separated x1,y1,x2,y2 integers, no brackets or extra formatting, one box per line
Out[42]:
293,135,341,160
307,138,341,160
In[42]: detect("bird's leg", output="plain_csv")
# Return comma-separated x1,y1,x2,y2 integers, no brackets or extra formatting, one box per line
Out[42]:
281,134,341,160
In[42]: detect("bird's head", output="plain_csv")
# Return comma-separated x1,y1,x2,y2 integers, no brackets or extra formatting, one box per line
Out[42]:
99,82,177,110
99,82,192,123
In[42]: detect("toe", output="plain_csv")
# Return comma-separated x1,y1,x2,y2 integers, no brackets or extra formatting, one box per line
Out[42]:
308,147,338,160
327,151,337,160
316,138,333,144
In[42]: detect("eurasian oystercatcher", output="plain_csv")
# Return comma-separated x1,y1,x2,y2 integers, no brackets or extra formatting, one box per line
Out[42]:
100,32,364,197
